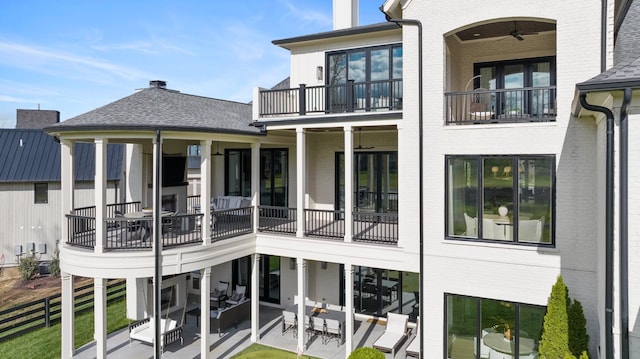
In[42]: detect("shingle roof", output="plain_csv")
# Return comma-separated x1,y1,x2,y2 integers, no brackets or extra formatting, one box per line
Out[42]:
0,129,123,182
577,0,640,90
45,87,261,135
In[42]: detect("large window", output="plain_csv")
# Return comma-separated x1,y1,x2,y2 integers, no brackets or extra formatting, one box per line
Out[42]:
225,149,251,197
445,294,545,359
34,183,48,204
446,155,554,245
349,266,418,320
327,44,402,111
260,149,288,207
475,57,556,118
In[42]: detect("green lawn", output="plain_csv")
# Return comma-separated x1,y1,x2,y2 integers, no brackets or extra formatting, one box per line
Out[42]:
231,343,318,359
0,297,129,359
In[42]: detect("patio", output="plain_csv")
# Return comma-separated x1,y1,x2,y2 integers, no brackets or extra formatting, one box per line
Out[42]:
71,305,417,359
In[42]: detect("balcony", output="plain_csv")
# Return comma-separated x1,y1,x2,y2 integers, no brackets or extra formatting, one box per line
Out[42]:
445,86,556,125
65,202,253,251
258,79,402,118
258,206,398,245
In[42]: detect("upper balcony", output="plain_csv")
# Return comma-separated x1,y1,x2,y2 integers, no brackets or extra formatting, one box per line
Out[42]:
257,79,402,118
444,19,557,126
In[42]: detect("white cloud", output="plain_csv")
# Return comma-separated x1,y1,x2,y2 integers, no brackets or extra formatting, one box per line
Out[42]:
0,41,152,82
278,0,332,27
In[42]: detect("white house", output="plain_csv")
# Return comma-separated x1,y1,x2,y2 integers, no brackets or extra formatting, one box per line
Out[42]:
45,0,640,358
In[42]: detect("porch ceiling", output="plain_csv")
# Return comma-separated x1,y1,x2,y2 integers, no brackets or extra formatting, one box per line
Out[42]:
455,20,556,42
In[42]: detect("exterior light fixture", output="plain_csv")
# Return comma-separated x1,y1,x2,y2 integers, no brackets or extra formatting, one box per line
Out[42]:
316,66,323,81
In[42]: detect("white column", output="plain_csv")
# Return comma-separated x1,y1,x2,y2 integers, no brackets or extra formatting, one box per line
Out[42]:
344,265,354,354
296,128,306,238
94,278,107,359
200,267,211,357
344,126,353,242
296,258,307,352
200,140,212,242
152,135,162,251
61,271,74,359
95,138,107,253
251,143,261,231
250,254,260,342
61,140,74,241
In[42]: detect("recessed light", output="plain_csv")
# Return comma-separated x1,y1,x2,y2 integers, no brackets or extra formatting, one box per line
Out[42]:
473,33,480,37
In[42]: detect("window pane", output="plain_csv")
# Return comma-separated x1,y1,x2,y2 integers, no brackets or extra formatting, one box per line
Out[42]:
519,304,545,358
328,53,346,84
370,49,389,81
446,295,477,359
483,158,513,241
518,158,553,243
447,157,478,238
392,47,403,80
34,183,48,204
348,51,366,83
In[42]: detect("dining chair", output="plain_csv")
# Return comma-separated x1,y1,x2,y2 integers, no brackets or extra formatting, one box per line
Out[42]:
308,316,325,343
282,310,297,337
324,318,342,346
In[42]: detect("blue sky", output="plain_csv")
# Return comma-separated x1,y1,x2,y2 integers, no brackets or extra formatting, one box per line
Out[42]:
0,0,386,128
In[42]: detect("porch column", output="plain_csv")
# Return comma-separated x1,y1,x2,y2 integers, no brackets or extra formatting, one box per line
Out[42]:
94,138,108,253
200,267,211,357
61,271,74,359
61,140,74,241
94,278,107,359
251,142,261,231
296,258,308,352
344,126,353,242
250,254,260,342
296,128,306,238
200,139,212,242
344,265,354,354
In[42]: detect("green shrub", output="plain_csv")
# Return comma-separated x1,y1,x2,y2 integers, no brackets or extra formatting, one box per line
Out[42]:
49,248,60,277
18,255,39,281
568,299,589,358
539,276,570,358
348,347,385,359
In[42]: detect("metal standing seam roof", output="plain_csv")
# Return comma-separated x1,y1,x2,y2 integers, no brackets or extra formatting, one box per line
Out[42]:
0,129,123,182
44,87,261,135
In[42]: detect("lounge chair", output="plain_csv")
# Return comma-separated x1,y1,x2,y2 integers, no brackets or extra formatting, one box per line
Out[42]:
373,312,409,357
405,319,420,358
210,281,229,309
225,285,247,306
129,317,183,352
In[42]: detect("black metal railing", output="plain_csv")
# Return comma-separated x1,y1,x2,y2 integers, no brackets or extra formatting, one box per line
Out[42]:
352,211,399,245
444,86,556,125
0,279,125,342
259,79,402,117
355,191,399,212
66,214,96,248
258,206,297,234
304,209,345,239
211,207,253,242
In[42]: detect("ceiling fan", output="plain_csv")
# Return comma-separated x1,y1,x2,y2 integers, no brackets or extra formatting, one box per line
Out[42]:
212,141,224,156
354,128,374,150
503,21,537,41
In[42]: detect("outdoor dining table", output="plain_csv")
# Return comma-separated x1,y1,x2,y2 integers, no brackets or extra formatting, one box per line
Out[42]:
286,304,346,343
483,332,536,356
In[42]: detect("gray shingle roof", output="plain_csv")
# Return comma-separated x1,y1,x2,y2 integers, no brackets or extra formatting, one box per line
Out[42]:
0,129,123,182
578,0,640,90
45,87,261,135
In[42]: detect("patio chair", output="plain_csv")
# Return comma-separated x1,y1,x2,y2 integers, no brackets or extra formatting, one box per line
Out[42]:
282,310,297,337
210,281,229,309
405,318,420,358
225,285,246,306
324,318,342,346
373,312,409,357
308,316,325,343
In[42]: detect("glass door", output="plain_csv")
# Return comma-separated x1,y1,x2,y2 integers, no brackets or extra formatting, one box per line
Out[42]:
260,149,288,207
258,255,280,304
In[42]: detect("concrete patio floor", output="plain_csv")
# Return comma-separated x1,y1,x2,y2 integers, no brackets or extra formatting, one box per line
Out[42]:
72,305,418,359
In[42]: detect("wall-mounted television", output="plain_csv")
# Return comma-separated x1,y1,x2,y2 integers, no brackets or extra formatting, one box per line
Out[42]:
162,156,187,187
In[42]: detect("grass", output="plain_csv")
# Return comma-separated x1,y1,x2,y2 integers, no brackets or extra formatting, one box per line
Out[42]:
0,297,129,359
231,343,318,359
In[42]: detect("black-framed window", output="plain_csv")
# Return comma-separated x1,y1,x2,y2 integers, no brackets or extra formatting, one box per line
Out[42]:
327,44,403,111
445,293,546,359
34,183,48,204
474,56,556,117
445,155,554,245
225,149,251,197
260,148,288,207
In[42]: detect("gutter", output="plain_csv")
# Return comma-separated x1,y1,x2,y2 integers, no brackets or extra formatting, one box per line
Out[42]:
578,93,614,359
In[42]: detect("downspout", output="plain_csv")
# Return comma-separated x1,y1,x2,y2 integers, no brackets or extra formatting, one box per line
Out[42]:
578,93,614,359
620,87,631,359
382,12,424,359
154,129,162,359
601,0,608,72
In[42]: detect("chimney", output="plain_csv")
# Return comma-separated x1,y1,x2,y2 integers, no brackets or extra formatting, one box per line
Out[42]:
149,80,167,89
333,0,358,30
15,109,60,129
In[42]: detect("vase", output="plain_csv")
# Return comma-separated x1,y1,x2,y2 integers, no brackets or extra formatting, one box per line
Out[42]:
498,206,508,217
